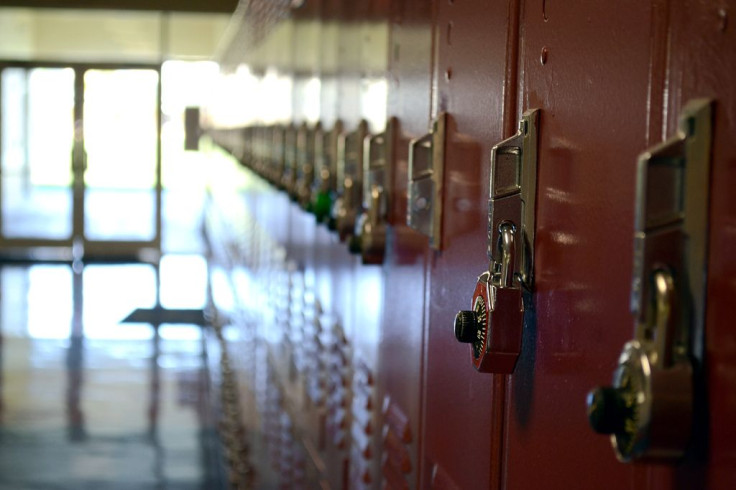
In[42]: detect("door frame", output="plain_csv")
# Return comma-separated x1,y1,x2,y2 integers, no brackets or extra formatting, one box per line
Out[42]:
0,60,162,262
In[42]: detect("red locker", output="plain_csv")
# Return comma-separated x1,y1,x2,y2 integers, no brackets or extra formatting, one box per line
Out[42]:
420,0,509,488
203,0,736,488
503,0,651,487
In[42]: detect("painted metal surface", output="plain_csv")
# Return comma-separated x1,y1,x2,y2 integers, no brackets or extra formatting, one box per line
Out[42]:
502,0,651,487
421,0,509,488
377,0,434,488
204,0,736,488
661,1,736,488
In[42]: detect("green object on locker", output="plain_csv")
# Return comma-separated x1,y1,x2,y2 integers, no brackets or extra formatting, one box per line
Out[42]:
312,191,332,223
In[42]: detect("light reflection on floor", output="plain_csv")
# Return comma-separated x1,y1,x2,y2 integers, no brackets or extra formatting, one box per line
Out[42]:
0,256,220,489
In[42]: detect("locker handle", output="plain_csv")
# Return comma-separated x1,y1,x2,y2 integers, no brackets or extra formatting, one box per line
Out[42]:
356,118,397,264
296,122,318,210
311,120,342,225
281,124,298,196
332,120,368,244
407,113,447,250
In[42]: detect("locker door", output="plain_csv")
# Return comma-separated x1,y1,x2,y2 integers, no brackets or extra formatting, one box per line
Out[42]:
660,1,736,487
420,1,511,488
311,1,350,486
340,2,393,487
377,0,434,488
318,1,367,487
285,2,327,487
503,0,653,487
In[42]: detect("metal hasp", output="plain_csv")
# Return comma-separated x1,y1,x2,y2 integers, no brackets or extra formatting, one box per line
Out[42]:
268,125,286,188
356,118,396,264
250,125,270,180
281,124,298,195
332,120,368,244
184,106,201,151
453,109,539,374
408,113,447,249
296,122,318,210
587,99,713,462
312,121,342,225
240,126,254,169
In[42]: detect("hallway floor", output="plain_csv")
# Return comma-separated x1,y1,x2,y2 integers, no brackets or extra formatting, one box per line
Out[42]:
0,256,222,489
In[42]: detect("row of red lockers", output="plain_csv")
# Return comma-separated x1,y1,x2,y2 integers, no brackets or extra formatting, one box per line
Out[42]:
203,0,736,488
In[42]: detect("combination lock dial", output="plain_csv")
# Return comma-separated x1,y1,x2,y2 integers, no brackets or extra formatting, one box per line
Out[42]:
587,341,649,460
454,295,487,359
454,270,522,374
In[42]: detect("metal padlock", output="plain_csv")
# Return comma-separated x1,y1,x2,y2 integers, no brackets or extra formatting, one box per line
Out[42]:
455,223,524,373
587,99,713,462
312,121,342,225
454,110,539,374
297,122,318,209
269,125,286,187
332,120,368,243
281,124,298,195
357,118,396,264
358,185,387,264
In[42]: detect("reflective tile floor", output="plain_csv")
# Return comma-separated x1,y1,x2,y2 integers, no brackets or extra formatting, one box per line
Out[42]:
0,256,222,489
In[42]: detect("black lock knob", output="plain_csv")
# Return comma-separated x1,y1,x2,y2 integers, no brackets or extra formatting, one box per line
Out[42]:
348,234,362,254
586,386,629,435
454,310,480,344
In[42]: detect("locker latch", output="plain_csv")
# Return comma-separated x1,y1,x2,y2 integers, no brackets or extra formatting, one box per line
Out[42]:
241,126,253,168
408,113,447,250
453,109,539,374
587,99,713,462
312,121,342,224
281,124,298,196
296,122,318,209
333,120,368,245
355,118,396,264
251,125,265,181
270,125,286,187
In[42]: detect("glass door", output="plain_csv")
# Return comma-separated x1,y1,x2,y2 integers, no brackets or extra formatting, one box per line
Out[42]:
0,63,161,260
81,68,161,257
0,67,76,247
